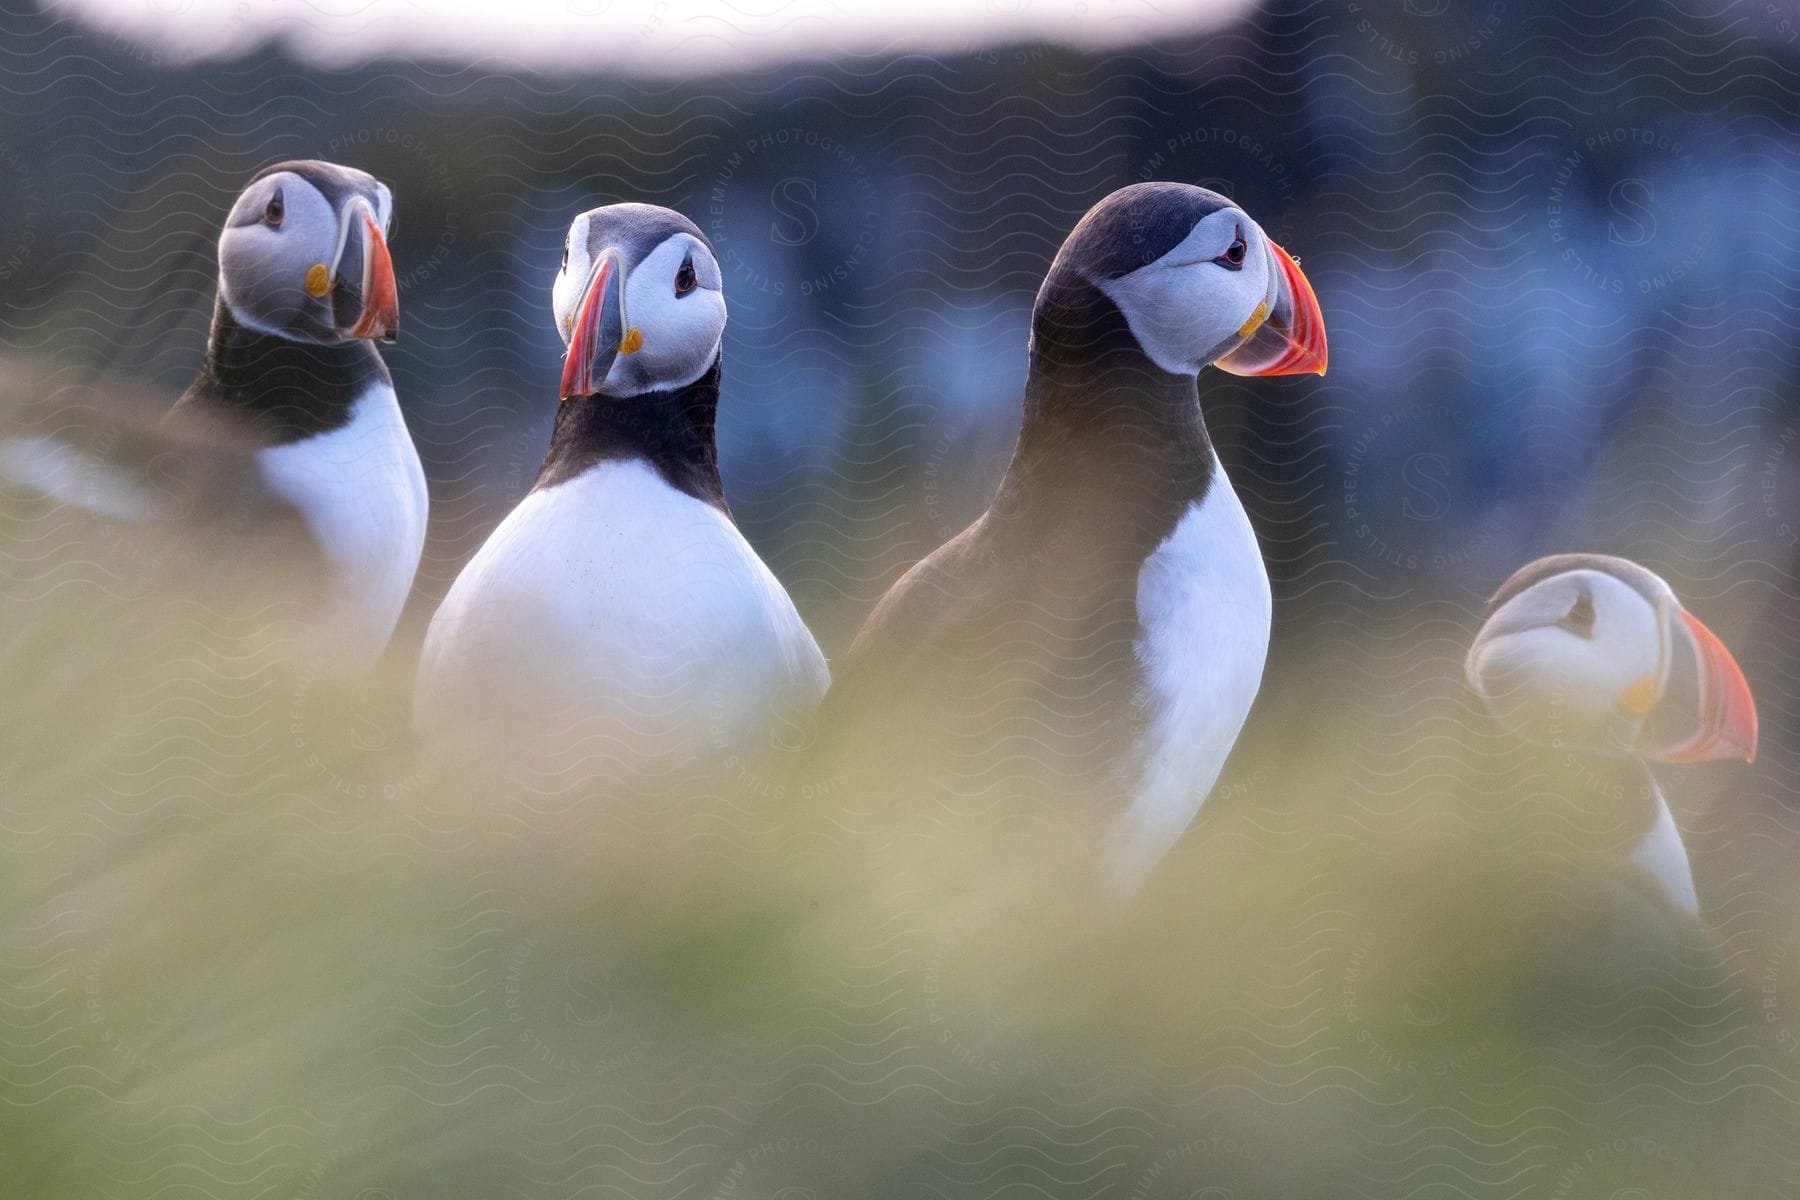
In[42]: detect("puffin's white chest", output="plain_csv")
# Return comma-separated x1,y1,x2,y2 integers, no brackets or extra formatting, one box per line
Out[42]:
1108,461,1271,889
1628,787,1700,916
256,383,428,667
415,459,828,756
1582,782,1703,970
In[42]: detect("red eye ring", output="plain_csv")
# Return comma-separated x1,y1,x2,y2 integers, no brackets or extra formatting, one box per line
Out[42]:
1214,223,1247,268
674,259,697,295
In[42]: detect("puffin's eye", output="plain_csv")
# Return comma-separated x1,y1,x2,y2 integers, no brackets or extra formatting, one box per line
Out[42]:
1560,589,1596,638
561,241,569,273
674,256,697,296
1216,226,1246,268
263,188,284,228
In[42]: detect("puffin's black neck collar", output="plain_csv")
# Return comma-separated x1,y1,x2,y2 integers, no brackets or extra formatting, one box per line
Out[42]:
993,275,1216,561
534,357,727,513
176,297,391,445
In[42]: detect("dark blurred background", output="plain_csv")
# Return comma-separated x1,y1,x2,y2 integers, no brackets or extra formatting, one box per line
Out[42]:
3,1,1793,658
3,0,1800,1195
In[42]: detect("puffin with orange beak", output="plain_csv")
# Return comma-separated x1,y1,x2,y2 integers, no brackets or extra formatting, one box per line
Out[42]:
415,203,828,772
182,159,420,668
0,160,422,669
209,159,400,347
809,183,1328,893
1466,554,1758,922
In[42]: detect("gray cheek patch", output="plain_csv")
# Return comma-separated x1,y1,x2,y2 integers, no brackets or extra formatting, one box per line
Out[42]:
219,227,308,333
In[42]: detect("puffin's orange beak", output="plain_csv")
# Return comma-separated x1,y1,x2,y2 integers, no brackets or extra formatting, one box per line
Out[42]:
1215,238,1328,377
347,211,399,342
1644,608,1758,764
560,253,620,401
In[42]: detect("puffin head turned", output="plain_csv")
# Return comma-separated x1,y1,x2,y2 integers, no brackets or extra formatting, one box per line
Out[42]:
1036,182,1327,378
217,159,398,345
552,203,725,401
1465,553,1757,764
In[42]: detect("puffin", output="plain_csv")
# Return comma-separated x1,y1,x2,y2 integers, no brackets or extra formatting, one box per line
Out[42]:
810,182,1327,892
1465,553,1758,956
0,160,422,670
413,204,828,776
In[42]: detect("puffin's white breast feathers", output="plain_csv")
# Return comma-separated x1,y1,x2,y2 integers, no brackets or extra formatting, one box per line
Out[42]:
1109,459,1271,889
256,382,428,667
416,459,827,758
1628,785,1701,917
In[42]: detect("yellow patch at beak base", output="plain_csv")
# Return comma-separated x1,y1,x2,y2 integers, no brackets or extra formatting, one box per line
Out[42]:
1619,676,1658,715
1235,300,1269,341
618,327,643,354
304,263,332,298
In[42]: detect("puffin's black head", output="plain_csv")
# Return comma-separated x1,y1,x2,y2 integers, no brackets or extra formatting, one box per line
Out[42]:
218,159,398,344
1466,553,1757,764
1039,182,1327,377
552,203,725,400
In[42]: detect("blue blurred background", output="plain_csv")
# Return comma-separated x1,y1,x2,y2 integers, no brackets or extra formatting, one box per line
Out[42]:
5,2,1797,670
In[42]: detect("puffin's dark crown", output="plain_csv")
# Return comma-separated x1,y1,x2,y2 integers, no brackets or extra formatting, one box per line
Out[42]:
1050,182,1234,284
239,159,384,214
1486,553,1667,614
574,203,714,268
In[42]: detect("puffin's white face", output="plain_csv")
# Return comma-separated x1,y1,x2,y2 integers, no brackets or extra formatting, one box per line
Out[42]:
1099,208,1268,374
1467,568,1665,754
1466,564,1757,763
217,168,397,344
552,210,726,399
1096,207,1326,378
